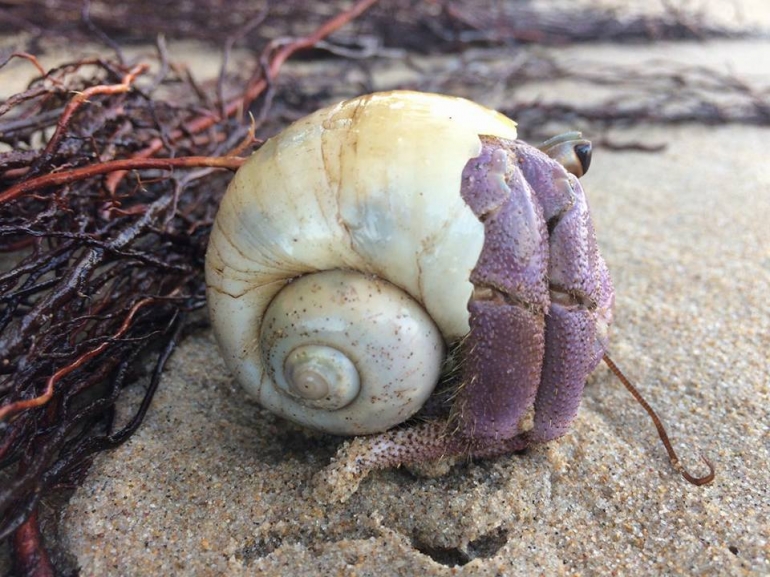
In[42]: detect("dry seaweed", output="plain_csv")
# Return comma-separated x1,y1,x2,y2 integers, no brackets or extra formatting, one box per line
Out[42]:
0,3,378,573
1,0,754,51
405,50,770,142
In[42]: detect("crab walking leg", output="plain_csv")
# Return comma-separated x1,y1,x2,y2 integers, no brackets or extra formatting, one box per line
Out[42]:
529,304,597,442
313,422,456,503
312,421,530,503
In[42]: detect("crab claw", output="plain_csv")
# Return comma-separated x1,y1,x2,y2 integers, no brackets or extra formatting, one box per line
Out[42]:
456,136,612,446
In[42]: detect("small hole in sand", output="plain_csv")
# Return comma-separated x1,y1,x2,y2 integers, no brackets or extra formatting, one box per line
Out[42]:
412,527,508,567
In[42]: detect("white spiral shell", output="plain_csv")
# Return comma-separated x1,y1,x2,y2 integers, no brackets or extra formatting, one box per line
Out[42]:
205,91,518,435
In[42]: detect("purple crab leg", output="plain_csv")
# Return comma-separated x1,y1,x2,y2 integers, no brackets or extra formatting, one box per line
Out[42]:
313,421,531,503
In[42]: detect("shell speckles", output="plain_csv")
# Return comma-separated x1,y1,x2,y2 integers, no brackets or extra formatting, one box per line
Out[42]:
258,270,444,435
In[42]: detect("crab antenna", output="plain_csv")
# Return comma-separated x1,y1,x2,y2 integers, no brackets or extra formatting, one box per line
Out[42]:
602,354,715,486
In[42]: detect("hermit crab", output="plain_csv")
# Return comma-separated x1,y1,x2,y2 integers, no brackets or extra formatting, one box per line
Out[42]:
205,91,713,501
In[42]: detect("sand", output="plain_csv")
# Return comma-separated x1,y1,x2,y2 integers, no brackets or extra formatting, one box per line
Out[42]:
2,3,769,576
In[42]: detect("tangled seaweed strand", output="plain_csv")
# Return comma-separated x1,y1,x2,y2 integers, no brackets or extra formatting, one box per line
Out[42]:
406,50,770,144
0,1,379,573
0,56,248,574
0,0,752,50
0,0,767,574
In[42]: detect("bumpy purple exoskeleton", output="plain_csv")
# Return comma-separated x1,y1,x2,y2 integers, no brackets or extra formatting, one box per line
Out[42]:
457,135,613,446
315,134,615,502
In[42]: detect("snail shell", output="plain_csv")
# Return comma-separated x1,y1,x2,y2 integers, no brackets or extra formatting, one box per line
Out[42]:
205,91,518,435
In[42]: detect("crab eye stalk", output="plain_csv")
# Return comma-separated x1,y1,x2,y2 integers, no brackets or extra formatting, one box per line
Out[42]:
538,131,592,177
573,141,592,175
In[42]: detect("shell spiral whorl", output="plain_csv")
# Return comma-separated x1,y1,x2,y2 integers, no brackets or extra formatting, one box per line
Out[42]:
205,91,519,435
258,269,444,434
